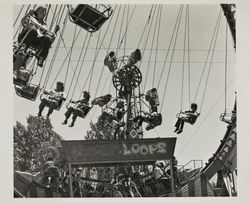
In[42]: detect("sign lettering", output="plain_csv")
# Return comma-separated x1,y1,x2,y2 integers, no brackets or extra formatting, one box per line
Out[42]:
121,142,167,156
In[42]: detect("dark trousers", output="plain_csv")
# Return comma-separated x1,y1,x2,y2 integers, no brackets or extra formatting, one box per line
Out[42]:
18,28,52,60
175,118,185,131
39,98,58,116
133,115,146,127
64,107,84,124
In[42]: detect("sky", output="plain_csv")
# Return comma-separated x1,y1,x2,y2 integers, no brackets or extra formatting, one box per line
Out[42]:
13,4,236,166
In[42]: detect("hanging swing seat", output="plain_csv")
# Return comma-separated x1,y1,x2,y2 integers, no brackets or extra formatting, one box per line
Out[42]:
15,83,40,101
176,112,199,125
69,4,113,32
91,94,112,107
40,92,65,111
145,113,162,131
77,105,92,118
13,69,32,87
66,102,92,119
219,111,236,124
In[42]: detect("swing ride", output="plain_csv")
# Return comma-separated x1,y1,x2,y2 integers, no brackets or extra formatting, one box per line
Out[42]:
13,4,236,197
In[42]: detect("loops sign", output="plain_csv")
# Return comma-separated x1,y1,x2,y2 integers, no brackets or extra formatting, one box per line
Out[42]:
122,142,167,156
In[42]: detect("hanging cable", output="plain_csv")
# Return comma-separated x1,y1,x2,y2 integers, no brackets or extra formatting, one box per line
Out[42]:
187,5,191,107
40,11,68,88
156,5,183,89
13,5,31,40
13,5,25,27
116,5,137,54
138,5,156,69
45,4,51,22
138,6,157,92
116,5,126,55
69,33,91,100
93,6,119,98
193,10,222,102
87,6,120,98
64,25,78,90
54,5,63,26
137,5,154,48
199,11,222,113
180,5,188,112
56,5,66,26
152,5,162,89
143,6,161,92
85,6,118,94
123,5,129,56
79,6,117,95
224,20,228,112
160,5,184,113
143,6,160,92
88,31,101,92
48,5,57,30
55,12,82,92
47,28,81,90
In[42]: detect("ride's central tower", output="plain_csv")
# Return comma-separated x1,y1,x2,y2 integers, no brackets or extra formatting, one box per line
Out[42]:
112,56,142,139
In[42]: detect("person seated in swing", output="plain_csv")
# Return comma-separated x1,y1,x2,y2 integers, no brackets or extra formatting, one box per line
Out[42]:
145,88,160,113
132,111,162,131
98,100,125,127
17,6,60,67
104,51,118,73
62,91,91,127
91,94,112,107
174,103,200,134
128,48,141,66
38,81,66,118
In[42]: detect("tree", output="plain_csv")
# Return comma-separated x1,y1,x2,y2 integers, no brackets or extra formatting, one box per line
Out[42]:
14,115,63,172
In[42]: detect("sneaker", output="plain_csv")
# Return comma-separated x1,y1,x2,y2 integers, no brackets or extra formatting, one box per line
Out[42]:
62,120,67,125
177,130,182,134
69,123,74,127
174,128,179,133
37,59,44,67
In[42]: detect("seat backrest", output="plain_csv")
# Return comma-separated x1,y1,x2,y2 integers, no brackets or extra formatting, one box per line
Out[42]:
187,114,198,125
153,113,162,125
15,84,39,101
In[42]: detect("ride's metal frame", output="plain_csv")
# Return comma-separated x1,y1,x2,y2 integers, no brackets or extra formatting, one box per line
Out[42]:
60,138,177,197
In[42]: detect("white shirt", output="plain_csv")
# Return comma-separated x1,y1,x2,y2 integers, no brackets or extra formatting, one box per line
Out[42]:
153,166,163,180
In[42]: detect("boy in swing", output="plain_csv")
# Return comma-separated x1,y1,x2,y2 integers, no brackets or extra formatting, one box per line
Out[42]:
104,51,118,73
174,103,199,134
62,91,91,127
38,81,66,118
17,6,60,67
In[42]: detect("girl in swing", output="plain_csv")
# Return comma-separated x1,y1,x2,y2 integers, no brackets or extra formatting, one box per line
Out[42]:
174,103,200,134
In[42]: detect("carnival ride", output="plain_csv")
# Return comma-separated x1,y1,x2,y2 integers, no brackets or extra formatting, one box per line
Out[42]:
13,4,236,197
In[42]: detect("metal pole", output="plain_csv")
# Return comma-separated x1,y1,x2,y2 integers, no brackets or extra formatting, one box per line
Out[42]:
125,92,132,138
169,160,176,197
68,164,73,197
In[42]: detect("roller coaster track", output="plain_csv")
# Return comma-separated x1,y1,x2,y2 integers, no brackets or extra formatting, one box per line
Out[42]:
202,4,236,180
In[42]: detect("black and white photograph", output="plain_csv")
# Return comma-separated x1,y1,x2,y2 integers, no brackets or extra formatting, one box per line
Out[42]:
7,2,246,199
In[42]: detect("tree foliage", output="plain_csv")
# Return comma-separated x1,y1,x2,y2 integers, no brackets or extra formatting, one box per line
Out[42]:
14,115,63,172
85,120,115,140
